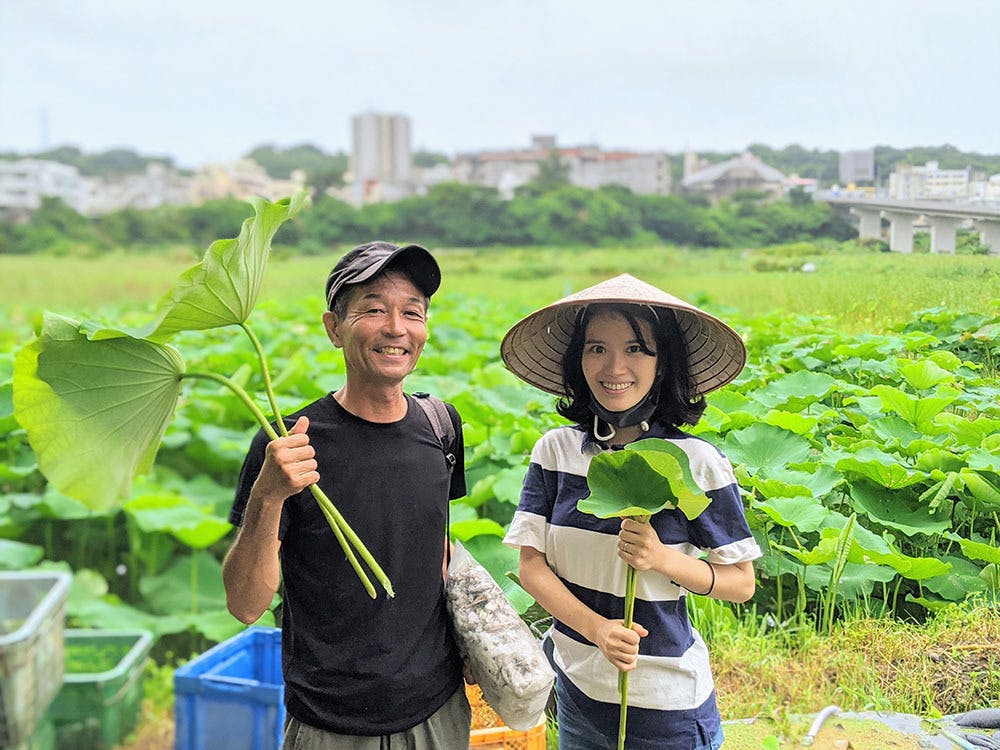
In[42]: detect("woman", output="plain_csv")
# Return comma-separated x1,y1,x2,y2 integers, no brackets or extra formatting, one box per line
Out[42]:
501,274,761,750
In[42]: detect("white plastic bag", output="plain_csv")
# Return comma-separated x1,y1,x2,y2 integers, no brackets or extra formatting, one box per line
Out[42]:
445,542,555,731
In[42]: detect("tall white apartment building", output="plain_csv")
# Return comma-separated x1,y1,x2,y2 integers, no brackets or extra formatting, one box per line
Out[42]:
350,112,413,203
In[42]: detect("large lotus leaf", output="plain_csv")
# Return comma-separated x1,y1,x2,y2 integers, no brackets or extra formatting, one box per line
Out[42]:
870,384,960,427
761,409,820,436
13,313,185,510
802,561,896,597
835,446,925,489
864,416,930,453
755,495,830,532
968,447,1000,474
772,537,837,566
925,350,963,371
628,439,713,520
578,450,677,519
140,551,227,615
945,532,1000,565
449,518,507,541
492,465,530,506
707,389,754,415
915,448,966,474
841,395,883,424
754,550,805,579
722,423,812,476
134,192,308,340
578,439,711,521
747,474,814,499
750,370,838,411
819,511,950,580
66,579,190,636
691,404,731,435
959,469,1000,510
847,534,950,580
922,555,989,600
934,413,1000,450
848,480,952,537
0,538,44,569
0,380,14,434
971,321,1000,343
762,464,843,498
124,494,232,549
899,359,955,390
832,338,894,361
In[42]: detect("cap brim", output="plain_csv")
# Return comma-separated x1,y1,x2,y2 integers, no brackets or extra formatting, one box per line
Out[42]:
327,243,442,308
500,274,746,398
351,244,441,297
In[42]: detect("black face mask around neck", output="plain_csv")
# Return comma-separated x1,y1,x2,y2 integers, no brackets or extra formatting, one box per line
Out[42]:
588,387,661,443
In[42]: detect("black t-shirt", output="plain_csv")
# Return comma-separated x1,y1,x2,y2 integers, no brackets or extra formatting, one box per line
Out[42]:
230,393,467,735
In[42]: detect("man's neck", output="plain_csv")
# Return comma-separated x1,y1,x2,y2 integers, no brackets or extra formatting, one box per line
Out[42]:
333,383,408,423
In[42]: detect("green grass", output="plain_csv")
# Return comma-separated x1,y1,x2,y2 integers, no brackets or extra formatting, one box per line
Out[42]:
710,603,1000,719
2,244,998,342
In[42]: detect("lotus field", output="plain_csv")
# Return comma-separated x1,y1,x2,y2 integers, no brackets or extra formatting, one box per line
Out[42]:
1,205,999,657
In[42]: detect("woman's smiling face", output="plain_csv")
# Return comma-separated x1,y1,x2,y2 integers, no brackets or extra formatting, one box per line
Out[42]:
581,310,659,415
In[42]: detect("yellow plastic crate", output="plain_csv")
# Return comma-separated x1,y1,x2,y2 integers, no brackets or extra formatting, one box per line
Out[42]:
467,683,547,750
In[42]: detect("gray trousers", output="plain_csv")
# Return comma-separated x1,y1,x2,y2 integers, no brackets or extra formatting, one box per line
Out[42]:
281,686,471,750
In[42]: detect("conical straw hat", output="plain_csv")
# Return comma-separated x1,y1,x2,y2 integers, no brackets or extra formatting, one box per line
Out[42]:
500,274,746,398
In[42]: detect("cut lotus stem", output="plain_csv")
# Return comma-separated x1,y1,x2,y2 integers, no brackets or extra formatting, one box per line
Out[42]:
311,484,395,598
617,513,649,750
312,485,376,598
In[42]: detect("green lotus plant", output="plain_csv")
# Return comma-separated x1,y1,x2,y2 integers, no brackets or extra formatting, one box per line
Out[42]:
12,192,394,599
578,438,712,750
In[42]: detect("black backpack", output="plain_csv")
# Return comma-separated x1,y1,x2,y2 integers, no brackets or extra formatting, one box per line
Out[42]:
412,392,457,475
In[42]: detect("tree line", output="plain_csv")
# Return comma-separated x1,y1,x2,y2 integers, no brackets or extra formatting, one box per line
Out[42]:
0,181,854,255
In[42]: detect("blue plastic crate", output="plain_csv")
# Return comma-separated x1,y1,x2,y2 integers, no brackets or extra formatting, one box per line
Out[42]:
173,627,284,750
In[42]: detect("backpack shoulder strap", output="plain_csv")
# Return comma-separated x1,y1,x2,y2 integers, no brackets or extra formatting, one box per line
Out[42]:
412,392,457,473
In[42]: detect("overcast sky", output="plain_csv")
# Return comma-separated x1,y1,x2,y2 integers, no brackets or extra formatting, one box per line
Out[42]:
1,1,997,169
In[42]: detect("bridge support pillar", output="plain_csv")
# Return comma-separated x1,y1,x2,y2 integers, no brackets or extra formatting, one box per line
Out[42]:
929,216,960,254
851,208,883,239
885,211,914,253
978,219,1000,255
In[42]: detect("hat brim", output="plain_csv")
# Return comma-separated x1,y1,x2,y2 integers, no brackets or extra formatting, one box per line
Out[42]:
351,244,441,297
326,243,441,308
500,274,746,398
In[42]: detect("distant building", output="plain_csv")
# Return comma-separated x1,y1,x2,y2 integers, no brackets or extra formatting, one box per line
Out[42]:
451,135,671,199
839,149,876,184
969,173,1000,204
87,163,193,214
889,161,971,200
680,152,786,201
350,112,413,204
0,158,91,218
189,159,305,204
782,174,819,194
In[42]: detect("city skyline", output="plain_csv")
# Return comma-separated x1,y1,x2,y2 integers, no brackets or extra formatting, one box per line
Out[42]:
2,1,998,169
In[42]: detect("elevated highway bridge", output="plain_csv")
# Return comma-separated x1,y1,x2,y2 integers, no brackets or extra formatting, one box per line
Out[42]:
817,193,1000,255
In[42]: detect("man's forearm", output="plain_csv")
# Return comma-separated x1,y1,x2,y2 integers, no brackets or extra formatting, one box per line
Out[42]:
222,492,283,624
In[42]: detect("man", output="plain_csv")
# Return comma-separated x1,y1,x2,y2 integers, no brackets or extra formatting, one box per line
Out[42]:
222,241,470,748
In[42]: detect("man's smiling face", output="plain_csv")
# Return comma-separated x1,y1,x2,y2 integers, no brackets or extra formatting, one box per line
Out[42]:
323,271,429,388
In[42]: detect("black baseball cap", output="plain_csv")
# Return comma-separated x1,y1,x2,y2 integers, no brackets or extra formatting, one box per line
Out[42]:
324,241,441,310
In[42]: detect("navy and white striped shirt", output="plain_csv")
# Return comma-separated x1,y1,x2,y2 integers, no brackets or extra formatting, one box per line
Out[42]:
503,423,761,748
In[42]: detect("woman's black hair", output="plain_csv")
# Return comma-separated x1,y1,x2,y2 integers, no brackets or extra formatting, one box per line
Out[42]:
556,303,706,431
